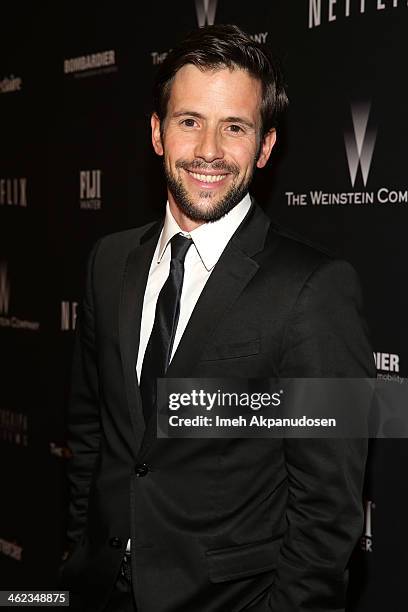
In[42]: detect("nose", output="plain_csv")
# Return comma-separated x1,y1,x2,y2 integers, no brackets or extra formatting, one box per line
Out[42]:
194,126,224,163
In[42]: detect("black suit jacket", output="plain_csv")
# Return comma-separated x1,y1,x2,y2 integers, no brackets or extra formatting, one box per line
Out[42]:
61,202,375,612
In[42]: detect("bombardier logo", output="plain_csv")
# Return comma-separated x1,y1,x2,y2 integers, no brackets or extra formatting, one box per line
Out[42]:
0,262,10,315
344,102,376,188
195,0,218,27
374,351,403,384
64,50,116,78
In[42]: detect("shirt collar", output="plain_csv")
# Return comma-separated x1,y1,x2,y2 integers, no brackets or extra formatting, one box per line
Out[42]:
157,193,252,271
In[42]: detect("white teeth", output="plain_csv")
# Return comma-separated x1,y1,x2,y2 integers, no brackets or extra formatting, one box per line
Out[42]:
189,172,227,183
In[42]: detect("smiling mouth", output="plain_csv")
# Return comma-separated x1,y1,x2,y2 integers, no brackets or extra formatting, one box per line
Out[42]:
186,170,228,183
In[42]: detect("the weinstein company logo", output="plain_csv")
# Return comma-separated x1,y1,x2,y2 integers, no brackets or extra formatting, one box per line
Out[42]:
195,0,218,26
286,100,408,207
80,170,102,209
151,49,170,65
0,178,27,207
152,1,219,66
361,499,375,553
0,262,40,331
344,102,376,188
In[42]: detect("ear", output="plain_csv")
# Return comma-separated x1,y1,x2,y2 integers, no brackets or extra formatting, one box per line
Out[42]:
151,113,164,156
256,128,277,168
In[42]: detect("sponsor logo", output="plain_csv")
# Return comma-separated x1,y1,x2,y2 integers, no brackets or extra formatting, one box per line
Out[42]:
344,102,376,188
61,301,78,331
0,262,40,331
286,101,408,207
150,29,267,67
195,0,218,27
374,351,403,383
0,262,10,315
309,0,407,29
151,50,170,65
64,50,117,78
50,442,72,459
360,499,375,552
0,178,27,207
374,352,400,373
80,170,101,210
249,32,268,43
194,2,267,42
151,1,263,67
0,75,22,94
0,408,28,447
0,538,23,562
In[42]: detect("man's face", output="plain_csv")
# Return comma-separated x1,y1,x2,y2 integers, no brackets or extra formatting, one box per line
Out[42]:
151,64,276,224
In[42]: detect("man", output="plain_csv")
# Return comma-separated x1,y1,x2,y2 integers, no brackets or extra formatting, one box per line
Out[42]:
61,24,375,612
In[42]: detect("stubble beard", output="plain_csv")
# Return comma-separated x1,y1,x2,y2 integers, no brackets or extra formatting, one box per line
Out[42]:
164,158,256,223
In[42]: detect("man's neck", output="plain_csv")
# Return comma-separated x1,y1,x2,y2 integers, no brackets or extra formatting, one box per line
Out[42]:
167,200,205,232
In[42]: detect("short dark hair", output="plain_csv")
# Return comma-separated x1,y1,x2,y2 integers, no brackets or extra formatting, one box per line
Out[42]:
153,24,288,138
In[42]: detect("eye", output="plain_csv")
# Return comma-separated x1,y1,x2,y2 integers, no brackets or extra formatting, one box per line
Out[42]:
227,124,244,134
180,118,198,127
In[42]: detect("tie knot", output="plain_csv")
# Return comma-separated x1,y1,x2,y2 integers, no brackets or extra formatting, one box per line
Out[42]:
170,233,192,263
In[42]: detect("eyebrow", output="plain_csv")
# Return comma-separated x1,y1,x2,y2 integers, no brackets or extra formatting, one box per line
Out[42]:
172,110,256,130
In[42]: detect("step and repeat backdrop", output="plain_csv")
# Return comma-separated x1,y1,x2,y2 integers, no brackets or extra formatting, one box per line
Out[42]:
0,2,407,609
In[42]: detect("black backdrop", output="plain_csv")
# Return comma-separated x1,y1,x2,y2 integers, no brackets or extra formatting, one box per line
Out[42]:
1,2,407,609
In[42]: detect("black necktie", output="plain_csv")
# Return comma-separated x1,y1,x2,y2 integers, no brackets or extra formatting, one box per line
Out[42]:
140,233,192,422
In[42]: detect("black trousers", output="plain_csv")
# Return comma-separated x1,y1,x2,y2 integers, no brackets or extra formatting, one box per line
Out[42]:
103,554,137,612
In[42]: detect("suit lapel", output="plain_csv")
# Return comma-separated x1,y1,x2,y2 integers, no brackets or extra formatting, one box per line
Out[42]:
119,220,162,456
167,202,271,377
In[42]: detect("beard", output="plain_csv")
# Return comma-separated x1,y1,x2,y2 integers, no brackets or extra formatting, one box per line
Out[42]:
163,157,256,223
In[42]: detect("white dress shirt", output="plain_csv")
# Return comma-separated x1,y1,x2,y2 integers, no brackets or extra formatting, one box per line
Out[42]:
135,193,252,381
126,193,251,552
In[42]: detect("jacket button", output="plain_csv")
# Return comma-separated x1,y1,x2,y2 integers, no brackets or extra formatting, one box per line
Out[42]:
135,463,149,477
109,537,122,548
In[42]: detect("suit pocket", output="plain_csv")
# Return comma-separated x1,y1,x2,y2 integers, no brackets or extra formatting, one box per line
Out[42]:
206,535,282,583
201,339,260,361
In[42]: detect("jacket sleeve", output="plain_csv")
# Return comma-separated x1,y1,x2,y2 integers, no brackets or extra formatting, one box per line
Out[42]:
268,259,375,612
65,239,102,549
